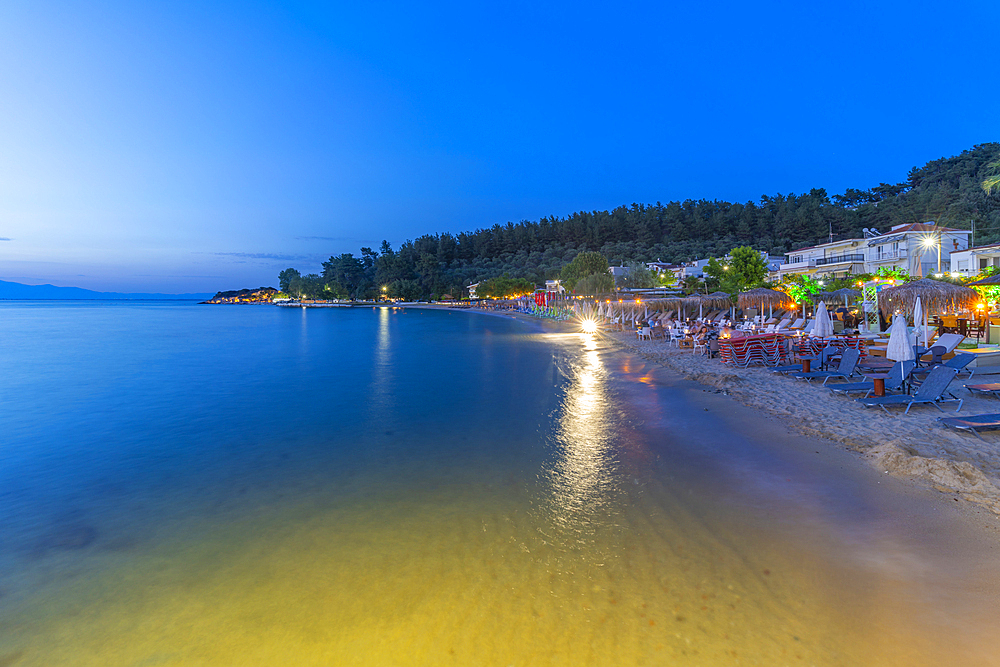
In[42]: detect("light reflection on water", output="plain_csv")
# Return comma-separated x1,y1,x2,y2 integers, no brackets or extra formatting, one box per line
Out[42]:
536,334,624,554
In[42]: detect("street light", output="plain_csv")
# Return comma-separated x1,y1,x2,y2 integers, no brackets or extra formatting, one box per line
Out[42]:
921,234,941,274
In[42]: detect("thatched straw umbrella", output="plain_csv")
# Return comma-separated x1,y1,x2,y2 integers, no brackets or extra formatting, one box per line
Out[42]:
967,274,1000,286
828,287,862,307
684,292,731,320
878,279,979,317
737,287,788,319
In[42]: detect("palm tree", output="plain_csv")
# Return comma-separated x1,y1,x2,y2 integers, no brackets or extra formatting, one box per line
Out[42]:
983,159,1000,195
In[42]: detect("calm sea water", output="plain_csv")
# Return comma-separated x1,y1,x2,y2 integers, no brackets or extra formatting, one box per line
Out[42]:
1,302,998,666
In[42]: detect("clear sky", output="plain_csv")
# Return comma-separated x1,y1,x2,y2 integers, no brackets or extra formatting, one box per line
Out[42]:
1,0,998,292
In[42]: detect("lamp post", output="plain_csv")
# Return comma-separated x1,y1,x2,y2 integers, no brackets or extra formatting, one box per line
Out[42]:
922,234,941,275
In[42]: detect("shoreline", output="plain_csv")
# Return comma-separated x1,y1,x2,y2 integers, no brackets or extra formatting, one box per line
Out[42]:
599,329,1000,517
437,305,1000,519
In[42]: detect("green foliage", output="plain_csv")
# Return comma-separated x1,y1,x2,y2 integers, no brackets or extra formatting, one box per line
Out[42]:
560,251,610,291
477,274,536,298
387,279,422,301
656,270,677,289
983,157,1000,195
728,246,768,288
278,268,300,293
618,262,657,289
679,275,705,294
781,274,823,304
575,272,616,296
286,273,324,298
280,144,1000,301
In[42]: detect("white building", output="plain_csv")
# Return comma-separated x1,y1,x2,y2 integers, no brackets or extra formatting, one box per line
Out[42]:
950,242,1000,276
864,223,970,276
774,238,867,280
467,282,480,299
544,279,566,294
774,223,971,280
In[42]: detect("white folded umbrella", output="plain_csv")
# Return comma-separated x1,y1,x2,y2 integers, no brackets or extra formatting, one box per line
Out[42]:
886,313,915,361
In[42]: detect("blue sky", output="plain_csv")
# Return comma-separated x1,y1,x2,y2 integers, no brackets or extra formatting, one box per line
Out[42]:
1,0,998,292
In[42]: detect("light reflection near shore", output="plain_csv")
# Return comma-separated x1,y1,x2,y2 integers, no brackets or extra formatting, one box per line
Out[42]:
537,333,622,551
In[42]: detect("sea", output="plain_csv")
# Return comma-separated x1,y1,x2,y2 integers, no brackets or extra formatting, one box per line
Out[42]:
1,301,998,666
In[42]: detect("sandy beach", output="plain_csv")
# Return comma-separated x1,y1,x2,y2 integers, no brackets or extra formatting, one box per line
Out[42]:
600,329,1000,516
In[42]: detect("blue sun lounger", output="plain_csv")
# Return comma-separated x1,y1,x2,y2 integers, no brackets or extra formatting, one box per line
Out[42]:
938,414,1000,440
857,366,960,414
792,348,860,385
828,360,914,397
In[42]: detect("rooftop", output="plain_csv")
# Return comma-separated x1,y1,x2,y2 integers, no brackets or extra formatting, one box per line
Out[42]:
786,237,865,254
887,222,968,233
951,241,1000,254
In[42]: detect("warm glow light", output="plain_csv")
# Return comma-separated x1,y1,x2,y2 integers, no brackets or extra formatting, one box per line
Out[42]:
581,319,598,334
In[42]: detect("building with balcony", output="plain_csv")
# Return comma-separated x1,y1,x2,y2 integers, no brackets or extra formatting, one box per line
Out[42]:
864,223,970,277
774,239,867,280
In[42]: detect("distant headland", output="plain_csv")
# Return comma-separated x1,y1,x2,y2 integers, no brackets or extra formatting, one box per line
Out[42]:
0,279,212,301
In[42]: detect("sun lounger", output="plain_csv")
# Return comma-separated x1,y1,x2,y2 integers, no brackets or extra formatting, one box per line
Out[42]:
787,318,805,330
965,383,1000,398
912,353,977,383
801,320,815,334
857,366,961,414
931,333,966,355
792,348,860,385
771,344,836,374
938,414,1000,439
828,360,914,397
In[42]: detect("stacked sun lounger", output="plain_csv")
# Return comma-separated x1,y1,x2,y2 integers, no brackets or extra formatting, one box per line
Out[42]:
719,333,787,367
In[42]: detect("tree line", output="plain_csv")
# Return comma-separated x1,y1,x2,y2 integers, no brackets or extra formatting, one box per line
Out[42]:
277,143,1000,300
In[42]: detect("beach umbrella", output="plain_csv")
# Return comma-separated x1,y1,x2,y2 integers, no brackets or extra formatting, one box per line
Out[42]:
886,313,915,362
878,279,979,318
967,274,1000,286
812,301,834,337
737,287,787,319
913,296,929,347
829,287,862,308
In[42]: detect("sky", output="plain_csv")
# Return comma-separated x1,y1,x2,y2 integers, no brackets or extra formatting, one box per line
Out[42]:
1,0,998,292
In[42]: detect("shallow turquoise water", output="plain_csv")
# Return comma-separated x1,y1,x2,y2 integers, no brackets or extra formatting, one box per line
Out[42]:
1,302,997,665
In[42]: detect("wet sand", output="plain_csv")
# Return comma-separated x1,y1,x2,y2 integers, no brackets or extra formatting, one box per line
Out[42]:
602,329,1000,516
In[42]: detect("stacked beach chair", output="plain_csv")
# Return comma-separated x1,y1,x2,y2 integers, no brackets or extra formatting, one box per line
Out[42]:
719,334,787,368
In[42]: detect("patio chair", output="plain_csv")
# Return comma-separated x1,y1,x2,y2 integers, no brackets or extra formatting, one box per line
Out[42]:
857,366,961,414
637,326,651,340
827,360,915,397
938,414,1000,440
792,348,861,385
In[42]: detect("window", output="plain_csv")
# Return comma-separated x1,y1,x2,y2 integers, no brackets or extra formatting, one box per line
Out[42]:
981,258,989,270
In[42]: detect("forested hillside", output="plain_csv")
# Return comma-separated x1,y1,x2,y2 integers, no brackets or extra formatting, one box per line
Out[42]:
281,143,1000,300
